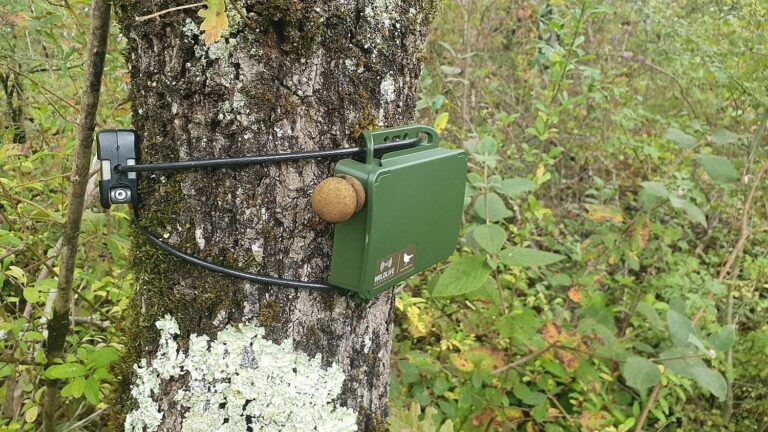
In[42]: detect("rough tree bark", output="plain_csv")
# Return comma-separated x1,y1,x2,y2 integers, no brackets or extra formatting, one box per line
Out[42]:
111,1,435,430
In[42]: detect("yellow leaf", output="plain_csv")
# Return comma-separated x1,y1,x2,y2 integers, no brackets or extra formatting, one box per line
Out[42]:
25,406,38,423
534,163,551,185
394,297,404,311
503,407,525,423
198,0,228,45
450,353,474,372
465,346,506,371
584,204,624,223
405,304,432,338
6,265,27,285
434,112,449,133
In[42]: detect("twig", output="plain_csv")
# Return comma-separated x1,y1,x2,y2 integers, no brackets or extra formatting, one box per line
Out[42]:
42,0,111,430
5,65,79,111
492,343,556,375
547,393,575,427
136,1,206,21
692,164,767,325
0,353,36,366
61,407,106,432
227,0,258,32
0,244,26,261
634,382,663,432
642,60,700,119
72,316,110,328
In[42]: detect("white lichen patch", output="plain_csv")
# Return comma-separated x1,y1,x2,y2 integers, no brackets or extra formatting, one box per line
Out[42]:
125,315,357,432
379,73,397,123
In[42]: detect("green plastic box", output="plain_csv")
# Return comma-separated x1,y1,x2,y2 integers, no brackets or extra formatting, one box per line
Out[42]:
328,125,467,298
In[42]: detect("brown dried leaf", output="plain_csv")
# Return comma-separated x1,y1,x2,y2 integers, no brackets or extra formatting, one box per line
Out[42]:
555,349,579,372
567,286,582,303
471,408,500,428
541,321,561,345
579,411,609,432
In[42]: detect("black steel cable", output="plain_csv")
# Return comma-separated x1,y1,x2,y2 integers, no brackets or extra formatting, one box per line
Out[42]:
117,138,421,173
124,137,424,290
132,208,337,290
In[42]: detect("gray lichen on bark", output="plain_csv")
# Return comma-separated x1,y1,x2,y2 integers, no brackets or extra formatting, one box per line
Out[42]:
110,0,435,430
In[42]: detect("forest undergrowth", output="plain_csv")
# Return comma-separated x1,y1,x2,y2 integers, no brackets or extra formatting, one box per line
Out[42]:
1,1,767,431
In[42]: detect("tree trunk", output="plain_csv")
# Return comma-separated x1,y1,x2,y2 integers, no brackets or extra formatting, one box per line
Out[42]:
111,1,435,430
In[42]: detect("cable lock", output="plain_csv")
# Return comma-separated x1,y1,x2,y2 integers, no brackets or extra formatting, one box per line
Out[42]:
97,129,422,291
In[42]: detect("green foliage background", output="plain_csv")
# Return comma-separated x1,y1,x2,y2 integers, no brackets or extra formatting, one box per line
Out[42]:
1,0,767,431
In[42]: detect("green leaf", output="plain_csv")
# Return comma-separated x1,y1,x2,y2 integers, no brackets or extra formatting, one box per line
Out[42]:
663,127,696,148
24,405,38,423
0,364,12,378
84,377,100,405
22,331,45,342
708,325,736,352
498,177,536,198
695,154,738,185
667,310,695,347
0,230,22,247
669,196,707,227
23,286,39,303
46,363,87,379
640,181,670,198
660,347,706,378
532,402,549,422
70,377,85,398
473,193,512,222
496,307,542,346
477,136,498,155
499,247,566,267
87,346,119,370
621,356,661,392
635,302,662,328
710,128,740,145
690,366,727,401
513,382,546,406
432,256,491,297
472,224,506,253
687,333,714,357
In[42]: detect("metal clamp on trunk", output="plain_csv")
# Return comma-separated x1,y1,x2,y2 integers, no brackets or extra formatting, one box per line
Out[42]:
97,125,466,299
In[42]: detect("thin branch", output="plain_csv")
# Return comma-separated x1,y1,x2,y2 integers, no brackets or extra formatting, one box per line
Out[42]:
0,243,26,261
642,60,700,119
692,164,768,325
493,343,557,375
634,382,663,432
5,65,79,110
42,0,111,429
0,353,36,366
136,1,206,21
227,0,258,32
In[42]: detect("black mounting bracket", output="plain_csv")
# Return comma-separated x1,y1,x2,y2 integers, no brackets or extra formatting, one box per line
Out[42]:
97,129,139,209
